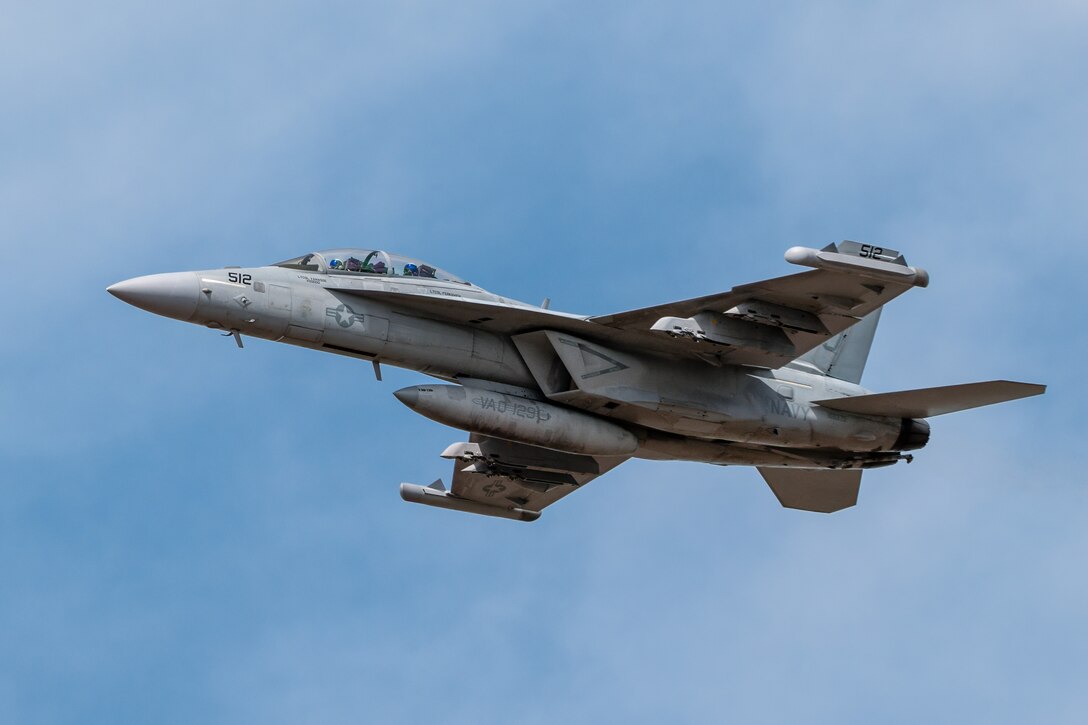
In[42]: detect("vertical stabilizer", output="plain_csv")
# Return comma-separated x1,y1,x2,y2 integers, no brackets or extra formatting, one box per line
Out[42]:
795,308,881,384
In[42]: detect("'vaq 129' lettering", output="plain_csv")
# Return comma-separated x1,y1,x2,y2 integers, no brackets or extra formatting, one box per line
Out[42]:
472,396,552,423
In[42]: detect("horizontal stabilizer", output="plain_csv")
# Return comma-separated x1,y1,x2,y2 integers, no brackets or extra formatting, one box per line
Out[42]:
815,380,1045,418
758,468,861,513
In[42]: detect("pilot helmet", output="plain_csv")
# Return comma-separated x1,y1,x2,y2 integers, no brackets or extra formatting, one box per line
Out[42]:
329,258,343,269
403,263,419,276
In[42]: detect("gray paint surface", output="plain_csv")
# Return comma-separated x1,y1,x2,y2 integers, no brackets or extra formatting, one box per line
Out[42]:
109,242,1044,518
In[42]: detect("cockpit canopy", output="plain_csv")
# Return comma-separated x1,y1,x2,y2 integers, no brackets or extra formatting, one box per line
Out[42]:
273,249,470,285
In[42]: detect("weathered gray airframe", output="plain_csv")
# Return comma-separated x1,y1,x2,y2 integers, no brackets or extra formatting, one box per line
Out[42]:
109,243,1044,521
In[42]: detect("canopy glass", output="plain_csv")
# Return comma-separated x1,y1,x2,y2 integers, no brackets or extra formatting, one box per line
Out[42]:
274,249,470,285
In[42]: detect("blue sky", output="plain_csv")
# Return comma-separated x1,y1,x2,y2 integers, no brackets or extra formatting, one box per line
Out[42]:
2,1,1085,722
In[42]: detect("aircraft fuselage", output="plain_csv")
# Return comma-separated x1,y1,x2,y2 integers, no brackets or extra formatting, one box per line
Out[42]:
108,263,922,471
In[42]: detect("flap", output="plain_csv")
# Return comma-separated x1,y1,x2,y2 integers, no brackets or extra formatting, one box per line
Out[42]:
814,381,1046,418
759,468,862,513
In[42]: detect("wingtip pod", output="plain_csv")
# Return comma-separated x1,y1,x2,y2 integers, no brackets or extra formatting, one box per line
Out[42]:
783,246,820,267
399,483,541,522
785,243,929,288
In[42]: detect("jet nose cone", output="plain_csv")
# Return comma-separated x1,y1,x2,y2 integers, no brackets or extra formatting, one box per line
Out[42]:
393,387,420,409
108,272,199,321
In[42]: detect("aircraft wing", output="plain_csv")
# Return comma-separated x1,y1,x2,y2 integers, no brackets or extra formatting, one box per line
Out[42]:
589,242,930,368
335,242,929,370
400,434,628,522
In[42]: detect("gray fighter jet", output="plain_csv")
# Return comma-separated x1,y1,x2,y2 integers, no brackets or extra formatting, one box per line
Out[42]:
108,242,1044,521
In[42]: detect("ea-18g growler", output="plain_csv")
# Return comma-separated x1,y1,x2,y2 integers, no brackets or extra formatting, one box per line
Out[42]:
109,242,1044,521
